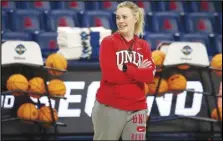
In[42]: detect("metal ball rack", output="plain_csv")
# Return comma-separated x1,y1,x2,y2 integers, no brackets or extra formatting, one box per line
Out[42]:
1,63,67,141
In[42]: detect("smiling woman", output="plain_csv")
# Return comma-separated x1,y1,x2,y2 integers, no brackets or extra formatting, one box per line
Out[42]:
91,1,156,141
116,1,145,40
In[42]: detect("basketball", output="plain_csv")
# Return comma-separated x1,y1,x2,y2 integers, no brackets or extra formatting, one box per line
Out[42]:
6,74,29,96
147,77,168,96
168,74,187,93
211,107,222,120
45,53,68,76
152,50,166,66
48,79,66,97
17,103,39,120
178,65,190,70
39,106,58,123
28,77,46,98
211,53,222,76
152,50,166,72
144,83,149,95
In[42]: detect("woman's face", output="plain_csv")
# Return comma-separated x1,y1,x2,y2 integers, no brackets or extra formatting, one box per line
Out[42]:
116,7,137,36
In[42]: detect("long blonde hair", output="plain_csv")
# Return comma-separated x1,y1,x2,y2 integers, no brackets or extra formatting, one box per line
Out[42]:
117,1,145,36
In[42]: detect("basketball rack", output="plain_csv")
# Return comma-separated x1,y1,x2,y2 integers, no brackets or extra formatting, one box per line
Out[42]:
1,41,67,140
146,42,222,141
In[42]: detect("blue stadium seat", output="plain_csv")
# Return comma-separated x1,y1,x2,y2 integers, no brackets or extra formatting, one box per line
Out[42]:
190,1,218,13
10,10,45,32
150,12,183,33
2,32,32,41
2,10,8,31
134,1,154,12
81,11,115,30
217,13,222,33
158,1,188,12
215,2,222,13
45,10,80,32
184,13,216,34
21,1,51,10
84,2,98,11
144,33,175,51
58,1,85,11
33,32,59,57
33,31,58,49
98,2,118,11
179,33,215,56
1,1,16,10
215,35,222,53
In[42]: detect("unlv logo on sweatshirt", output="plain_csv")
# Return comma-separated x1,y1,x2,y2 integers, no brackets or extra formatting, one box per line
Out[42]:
116,50,143,67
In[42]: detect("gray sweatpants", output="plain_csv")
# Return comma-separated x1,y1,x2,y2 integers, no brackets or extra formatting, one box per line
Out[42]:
92,100,147,140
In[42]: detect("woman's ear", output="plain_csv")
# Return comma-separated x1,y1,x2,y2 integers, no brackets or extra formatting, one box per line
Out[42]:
134,16,138,24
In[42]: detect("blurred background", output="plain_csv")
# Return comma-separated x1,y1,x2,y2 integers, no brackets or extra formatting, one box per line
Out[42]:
1,1,222,141
1,1,222,60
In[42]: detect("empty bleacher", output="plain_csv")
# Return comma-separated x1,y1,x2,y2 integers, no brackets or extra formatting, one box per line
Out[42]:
1,1,222,61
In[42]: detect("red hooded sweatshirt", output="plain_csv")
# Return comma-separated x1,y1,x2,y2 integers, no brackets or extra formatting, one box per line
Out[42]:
96,32,156,111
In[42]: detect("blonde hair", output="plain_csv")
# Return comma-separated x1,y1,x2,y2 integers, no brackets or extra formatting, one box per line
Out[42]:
117,1,145,36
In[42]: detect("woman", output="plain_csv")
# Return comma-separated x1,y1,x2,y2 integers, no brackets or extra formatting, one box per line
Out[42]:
92,1,156,140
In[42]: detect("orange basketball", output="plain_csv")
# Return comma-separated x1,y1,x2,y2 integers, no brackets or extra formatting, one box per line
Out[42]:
45,53,67,76
39,106,58,123
211,107,222,120
151,50,166,72
168,74,187,93
48,79,66,97
144,83,149,95
17,103,39,120
178,65,190,70
147,77,168,96
6,74,29,96
211,53,222,76
28,77,46,98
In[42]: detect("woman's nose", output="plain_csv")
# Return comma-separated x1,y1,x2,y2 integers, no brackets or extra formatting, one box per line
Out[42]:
118,18,124,23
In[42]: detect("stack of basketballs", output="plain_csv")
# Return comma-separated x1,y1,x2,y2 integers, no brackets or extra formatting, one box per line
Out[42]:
210,53,222,121
145,50,222,121
6,53,68,124
144,50,188,97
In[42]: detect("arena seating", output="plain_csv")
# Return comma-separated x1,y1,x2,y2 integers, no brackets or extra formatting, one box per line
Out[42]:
148,12,183,33
45,10,80,31
215,35,222,53
81,11,115,29
9,10,44,32
1,1,222,62
2,31,31,41
144,33,175,50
